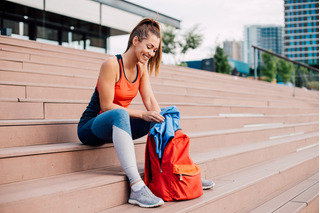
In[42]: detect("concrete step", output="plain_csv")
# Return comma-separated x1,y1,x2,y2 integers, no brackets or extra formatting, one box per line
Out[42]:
151,81,318,104
0,140,144,185
188,121,318,153
192,132,318,178
0,58,99,76
2,69,317,105
0,68,97,89
1,83,317,113
272,184,319,213
153,72,318,101
103,147,319,213
0,122,317,185
0,60,317,103
1,114,318,148
160,65,319,99
2,80,317,109
0,35,107,60
2,51,314,102
1,35,318,100
0,35,316,98
0,98,317,120
1,55,318,102
0,119,79,148
0,143,317,213
0,81,318,111
0,49,102,70
249,173,318,213
1,35,318,213
0,43,106,63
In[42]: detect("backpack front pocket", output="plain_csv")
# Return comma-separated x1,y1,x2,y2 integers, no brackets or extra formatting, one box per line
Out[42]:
173,163,201,181
171,163,203,200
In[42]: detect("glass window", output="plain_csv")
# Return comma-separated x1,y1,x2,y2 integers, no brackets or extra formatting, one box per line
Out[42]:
85,36,106,53
36,26,59,45
62,31,84,50
3,19,29,39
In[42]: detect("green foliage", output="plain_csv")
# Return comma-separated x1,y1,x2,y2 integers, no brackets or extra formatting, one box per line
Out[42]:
307,81,319,90
260,52,318,90
214,46,231,74
295,66,310,88
261,52,294,83
178,62,188,67
179,25,203,55
277,59,293,83
162,25,177,55
161,24,203,64
261,52,277,82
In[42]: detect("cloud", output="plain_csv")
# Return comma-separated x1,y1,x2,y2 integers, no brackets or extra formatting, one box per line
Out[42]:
118,0,284,62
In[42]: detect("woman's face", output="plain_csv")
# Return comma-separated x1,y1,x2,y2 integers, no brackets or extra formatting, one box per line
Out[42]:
134,33,160,64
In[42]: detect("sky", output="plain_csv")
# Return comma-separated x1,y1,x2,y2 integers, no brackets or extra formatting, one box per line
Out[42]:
109,0,285,64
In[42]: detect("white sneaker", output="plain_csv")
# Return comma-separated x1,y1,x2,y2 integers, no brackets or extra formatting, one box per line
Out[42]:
202,178,215,190
128,186,164,208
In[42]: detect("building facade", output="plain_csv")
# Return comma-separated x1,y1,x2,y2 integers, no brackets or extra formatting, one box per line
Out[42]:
0,0,180,53
284,0,319,67
243,25,283,68
223,40,244,62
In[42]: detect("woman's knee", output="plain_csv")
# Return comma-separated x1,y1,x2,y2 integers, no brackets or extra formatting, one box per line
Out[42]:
112,108,130,121
91,109,130,138
110,109,131,134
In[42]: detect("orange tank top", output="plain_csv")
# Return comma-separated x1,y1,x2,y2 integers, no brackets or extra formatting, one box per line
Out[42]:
97,55,141,109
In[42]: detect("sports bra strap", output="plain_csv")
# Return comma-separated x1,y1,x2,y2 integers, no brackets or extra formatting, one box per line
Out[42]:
116,54,140,83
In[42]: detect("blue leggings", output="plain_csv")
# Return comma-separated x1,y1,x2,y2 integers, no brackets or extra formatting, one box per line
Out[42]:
78,108,153,146
77,108,153,185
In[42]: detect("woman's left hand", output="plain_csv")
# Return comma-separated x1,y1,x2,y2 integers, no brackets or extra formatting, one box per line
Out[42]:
142,111,165,123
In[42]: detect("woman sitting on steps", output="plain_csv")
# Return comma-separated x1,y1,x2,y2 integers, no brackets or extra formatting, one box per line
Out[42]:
77,18,214,208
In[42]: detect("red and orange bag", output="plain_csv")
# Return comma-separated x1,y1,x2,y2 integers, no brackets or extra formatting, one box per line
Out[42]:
144,130,203,201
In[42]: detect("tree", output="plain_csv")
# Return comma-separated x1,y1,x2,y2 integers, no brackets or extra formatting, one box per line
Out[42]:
277,59,293,83
162,25,177,55
261,52,277,82
295,66,309,88
214,46,231,74
161,24,203,65
179,25,203,62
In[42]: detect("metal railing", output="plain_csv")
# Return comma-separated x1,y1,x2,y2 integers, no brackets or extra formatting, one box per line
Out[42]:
252,45,319,97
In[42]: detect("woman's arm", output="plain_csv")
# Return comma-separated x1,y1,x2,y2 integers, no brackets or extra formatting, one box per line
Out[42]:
139,63,162,113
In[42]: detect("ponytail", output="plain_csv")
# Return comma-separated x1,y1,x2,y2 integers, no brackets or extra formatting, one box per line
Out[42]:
125,18,162,77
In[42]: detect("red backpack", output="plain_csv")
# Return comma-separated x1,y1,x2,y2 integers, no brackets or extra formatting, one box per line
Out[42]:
144,130,203,201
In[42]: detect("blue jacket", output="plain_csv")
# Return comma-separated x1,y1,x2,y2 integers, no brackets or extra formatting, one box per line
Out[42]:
149,105,181,159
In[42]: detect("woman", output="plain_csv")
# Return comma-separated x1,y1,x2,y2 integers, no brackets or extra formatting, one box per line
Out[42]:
78,18,214,208
78,18,165,208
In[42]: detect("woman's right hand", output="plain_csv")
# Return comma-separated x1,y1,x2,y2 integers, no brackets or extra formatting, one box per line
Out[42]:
142,111,165,123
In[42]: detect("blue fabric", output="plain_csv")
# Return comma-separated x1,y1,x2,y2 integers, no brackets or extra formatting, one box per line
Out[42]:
149,105,181,159
78,108,153,146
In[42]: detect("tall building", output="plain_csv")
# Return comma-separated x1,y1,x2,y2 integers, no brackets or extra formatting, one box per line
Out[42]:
223,40,244,62
0,0,180,53
284,0,319,67
244,25,283,68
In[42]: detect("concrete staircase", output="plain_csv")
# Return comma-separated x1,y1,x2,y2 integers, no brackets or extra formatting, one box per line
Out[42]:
0,35,318,213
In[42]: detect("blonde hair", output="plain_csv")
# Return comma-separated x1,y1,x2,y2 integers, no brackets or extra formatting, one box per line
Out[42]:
125,18,162,77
